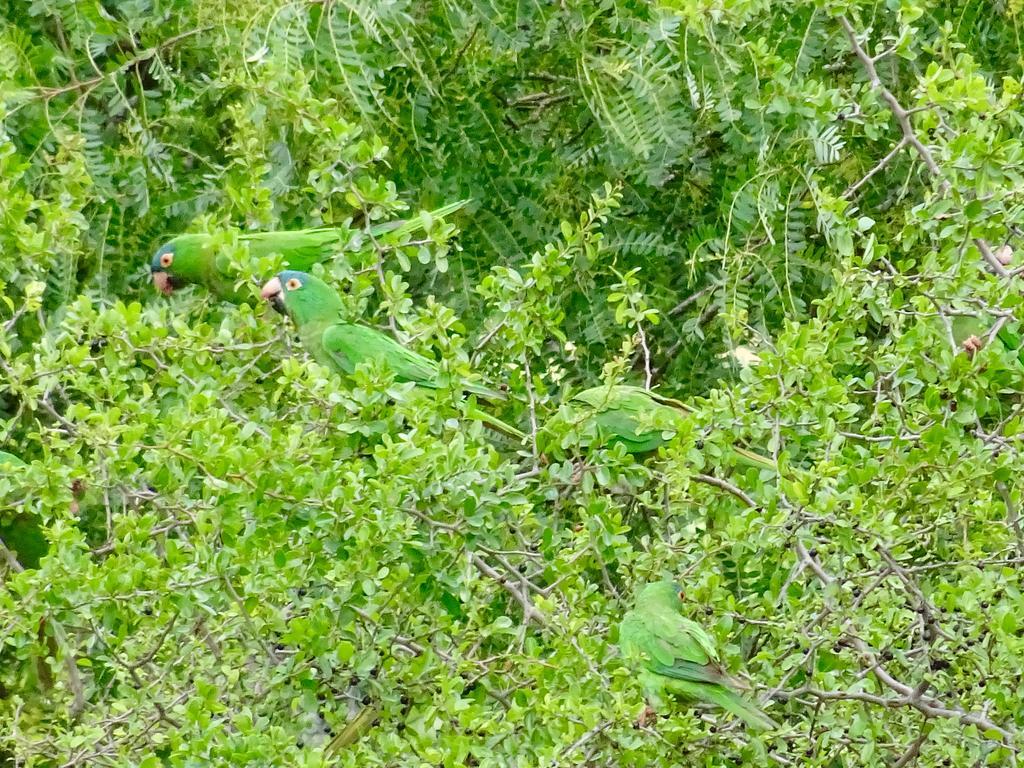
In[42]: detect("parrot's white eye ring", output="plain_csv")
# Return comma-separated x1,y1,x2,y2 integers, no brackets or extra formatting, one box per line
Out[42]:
160,253,173,268
286,278,302,291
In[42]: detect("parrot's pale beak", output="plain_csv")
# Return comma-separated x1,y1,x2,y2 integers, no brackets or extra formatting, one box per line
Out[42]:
260,276,282,301
152,271,173,296
260,276,285,314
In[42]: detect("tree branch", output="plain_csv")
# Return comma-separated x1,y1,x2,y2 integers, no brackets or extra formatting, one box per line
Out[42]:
693,473,757,507
892,726,931,768
798,545,1017,748
997,481,1024,559
844,138,906,199
837,16,1010,279
669,283,717,317
837,17,940,176
471,554,549,627
35,28,211,101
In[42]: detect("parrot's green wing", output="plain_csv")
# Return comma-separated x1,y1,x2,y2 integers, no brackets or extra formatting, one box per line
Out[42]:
242,229,348,270
621,606,712,679
318,324,519,436
316,323,518,436
319,323,506,401
621,604,721,713
548,385,774,469
572,385,688,453
628,601,720,676
320,323,440,383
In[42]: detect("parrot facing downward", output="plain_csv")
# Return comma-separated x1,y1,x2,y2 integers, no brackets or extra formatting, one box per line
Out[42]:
618,580,775,730
260,270,524,440
0,451,47,570
150,200,469,302
542,384,775,470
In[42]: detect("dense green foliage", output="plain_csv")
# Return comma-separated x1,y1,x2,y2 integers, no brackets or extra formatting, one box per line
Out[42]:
3,0,1024,765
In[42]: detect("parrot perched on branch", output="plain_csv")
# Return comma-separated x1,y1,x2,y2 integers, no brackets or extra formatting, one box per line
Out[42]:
618,580,775,730
150,200,469,302
260,270,524,440
541,384,775,470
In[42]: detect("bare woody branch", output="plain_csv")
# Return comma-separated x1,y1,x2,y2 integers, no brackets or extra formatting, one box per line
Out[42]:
837,16,1011,280
471,553,550,627
797,545,1017,749
34,28,212,101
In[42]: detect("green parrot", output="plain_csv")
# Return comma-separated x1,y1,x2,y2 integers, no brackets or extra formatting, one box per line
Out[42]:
618,580,775,730
260,270,524,440
0,451,47,570
150,200,469,302
951,315,1024,363
541,384,775,469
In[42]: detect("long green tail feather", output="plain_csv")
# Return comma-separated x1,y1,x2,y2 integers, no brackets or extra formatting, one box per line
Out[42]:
370,199,471,238
661,675,775,730
648,390,777,469
324,705,377,756
466,404,526,441
463,380,507,401
700,684,777,730
731,445,778,472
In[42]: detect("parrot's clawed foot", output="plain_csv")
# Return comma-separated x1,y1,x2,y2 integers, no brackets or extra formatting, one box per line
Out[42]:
962,335,985,358
635,705,657,728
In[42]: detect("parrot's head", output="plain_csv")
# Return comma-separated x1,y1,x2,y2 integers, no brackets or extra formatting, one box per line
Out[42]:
150,234,212,296
261,270,344,326
150,233,210,296
260,270,301,315
150,242,178,296
637,580,687,609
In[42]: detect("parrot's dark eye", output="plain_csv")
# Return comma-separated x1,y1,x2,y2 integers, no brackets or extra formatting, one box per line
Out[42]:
677,590,685,600
160,252,173,268
286,277,302,291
